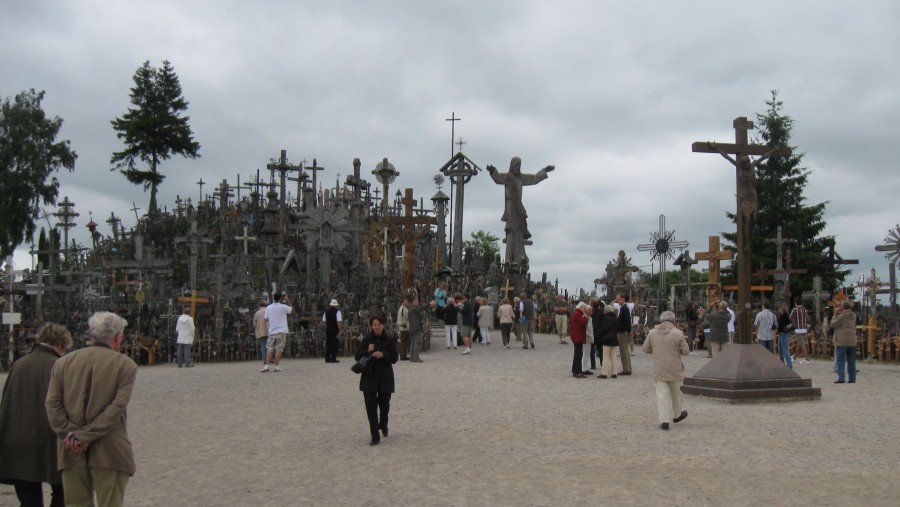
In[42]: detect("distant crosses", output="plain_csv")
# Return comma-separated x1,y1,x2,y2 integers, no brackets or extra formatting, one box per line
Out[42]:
456,137,466,153
306,159,325,202
693,116,791,344
52,196,80,261
695,235,734,304
267,150,304,249
106,212,122,242
875,225,900,312
196,177,206,202
636,214,688,309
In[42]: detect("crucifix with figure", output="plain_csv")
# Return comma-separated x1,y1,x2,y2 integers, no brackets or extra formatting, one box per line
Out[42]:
693,117,790,343
383,188,437,290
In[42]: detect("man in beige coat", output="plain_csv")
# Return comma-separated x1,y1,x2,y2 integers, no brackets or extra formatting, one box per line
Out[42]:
46,311,138,507
830,300,857,384
641,311,689,430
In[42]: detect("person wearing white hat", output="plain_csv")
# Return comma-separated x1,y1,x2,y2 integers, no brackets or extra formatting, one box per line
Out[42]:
323,299,343,363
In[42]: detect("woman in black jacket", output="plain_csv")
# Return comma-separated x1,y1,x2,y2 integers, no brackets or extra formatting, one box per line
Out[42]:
596,305,620,378
356,312,399,445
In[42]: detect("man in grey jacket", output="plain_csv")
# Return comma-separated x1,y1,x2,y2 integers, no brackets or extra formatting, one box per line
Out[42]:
407,296,428,362
707,301,732,357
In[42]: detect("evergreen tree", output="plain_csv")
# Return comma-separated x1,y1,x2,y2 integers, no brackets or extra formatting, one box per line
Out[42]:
723,90,832,296
0,89,77,258
111,60,200,213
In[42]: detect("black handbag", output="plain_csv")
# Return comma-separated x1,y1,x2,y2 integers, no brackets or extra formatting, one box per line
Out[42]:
351,354,375,374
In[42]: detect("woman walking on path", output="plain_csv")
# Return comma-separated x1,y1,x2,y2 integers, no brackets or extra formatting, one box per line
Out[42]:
569,303,590,378
476,297,493,346
355,312,399,446
497,298,514,349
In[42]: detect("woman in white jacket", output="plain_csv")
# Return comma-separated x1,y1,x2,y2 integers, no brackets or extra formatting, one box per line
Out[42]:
176,306,196,367
476,297,493,346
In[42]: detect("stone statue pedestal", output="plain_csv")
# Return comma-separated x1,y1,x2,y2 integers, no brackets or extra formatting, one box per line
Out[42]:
681,344,821,403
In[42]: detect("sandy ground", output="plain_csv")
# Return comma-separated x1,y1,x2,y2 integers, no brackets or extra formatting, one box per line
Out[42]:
1,333,898,507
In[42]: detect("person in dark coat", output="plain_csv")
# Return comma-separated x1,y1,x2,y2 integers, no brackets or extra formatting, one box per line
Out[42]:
596,305,620,378
355,312,399,445
0,323,73,507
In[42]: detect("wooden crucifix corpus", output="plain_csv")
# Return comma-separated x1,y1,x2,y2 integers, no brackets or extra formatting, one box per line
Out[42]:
693,117,791,344
383,188,437,290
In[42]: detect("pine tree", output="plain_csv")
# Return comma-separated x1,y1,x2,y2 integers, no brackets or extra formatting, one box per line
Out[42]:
110,60,200,213
723,90,832,297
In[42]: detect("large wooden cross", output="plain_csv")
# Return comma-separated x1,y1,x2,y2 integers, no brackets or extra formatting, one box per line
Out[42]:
693,117,791,344
383,188,437,290
177,289,210,319
267,150,303,249
695,236,734,304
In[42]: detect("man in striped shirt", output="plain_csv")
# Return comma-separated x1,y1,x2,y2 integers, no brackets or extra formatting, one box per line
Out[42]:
789,300,811,364
753,302,777,353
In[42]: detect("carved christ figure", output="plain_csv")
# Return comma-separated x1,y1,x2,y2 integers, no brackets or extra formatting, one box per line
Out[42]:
487,157,554,264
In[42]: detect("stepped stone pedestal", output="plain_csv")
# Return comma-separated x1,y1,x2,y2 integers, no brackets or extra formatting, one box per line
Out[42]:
681,343,821,403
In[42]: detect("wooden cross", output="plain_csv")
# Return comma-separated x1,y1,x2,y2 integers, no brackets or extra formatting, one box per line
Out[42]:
383,188,437,290
196,178,206,202
266,150,303,248
177,289,210,320
693,117,791,344
234,225,257,256
695,236,734,304
818,237,859,293
130,201,141,222
306,158,325,202
500,278,516,301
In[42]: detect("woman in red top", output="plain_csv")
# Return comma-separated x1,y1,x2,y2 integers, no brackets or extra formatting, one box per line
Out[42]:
569,302,590,378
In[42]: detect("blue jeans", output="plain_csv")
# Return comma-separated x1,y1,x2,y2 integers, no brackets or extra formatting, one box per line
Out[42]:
258,338,268,364
778,332,792,368
177,343,192,366
759,339,775,353
835,346,857,382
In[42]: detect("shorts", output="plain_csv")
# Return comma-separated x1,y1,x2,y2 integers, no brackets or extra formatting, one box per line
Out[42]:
459,325,473,338
267,332,288,352
555,314,568,335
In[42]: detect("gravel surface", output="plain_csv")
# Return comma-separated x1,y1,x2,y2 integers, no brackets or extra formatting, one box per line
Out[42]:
2,333,897,506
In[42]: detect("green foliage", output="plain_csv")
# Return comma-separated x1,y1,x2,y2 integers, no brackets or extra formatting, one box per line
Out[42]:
723,90,832,295
111,60,200,213
463,230,500,270
0,89,77,258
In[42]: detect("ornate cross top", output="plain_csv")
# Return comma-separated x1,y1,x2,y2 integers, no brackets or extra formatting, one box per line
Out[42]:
875,224,900,265
637,214,688,306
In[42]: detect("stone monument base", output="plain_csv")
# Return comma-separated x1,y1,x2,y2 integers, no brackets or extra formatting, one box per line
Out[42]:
681,343,821,403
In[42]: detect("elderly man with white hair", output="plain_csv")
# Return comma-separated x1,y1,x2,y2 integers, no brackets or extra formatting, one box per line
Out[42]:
46,311,138,506
641,311,689,430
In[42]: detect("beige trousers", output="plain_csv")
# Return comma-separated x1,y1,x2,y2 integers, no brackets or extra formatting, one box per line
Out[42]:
655,380,684,424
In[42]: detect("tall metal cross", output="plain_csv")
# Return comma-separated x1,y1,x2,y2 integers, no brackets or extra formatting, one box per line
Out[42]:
445,112,461,158
636,214,688,308
693,117,790,344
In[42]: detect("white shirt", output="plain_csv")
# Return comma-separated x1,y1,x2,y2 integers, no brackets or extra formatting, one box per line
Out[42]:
727,308,736,332
265,302,293,334
176,314,195,344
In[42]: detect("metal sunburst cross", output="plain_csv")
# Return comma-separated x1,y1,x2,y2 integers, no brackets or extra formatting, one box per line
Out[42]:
637,214,688,305
875,224,900,265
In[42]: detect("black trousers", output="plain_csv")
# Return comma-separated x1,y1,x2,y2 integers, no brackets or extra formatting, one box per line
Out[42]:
325,332,339,361
13,480,65,507
363,391,392,440
572,342,584,374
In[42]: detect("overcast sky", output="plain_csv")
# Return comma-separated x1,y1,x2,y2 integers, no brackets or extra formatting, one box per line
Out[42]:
3,0,899,298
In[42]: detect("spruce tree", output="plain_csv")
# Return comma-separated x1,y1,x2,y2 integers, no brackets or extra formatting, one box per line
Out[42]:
723,90,832,297
111,60,200,213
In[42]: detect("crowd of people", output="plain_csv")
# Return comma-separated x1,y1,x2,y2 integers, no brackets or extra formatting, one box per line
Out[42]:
0,289,865,506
